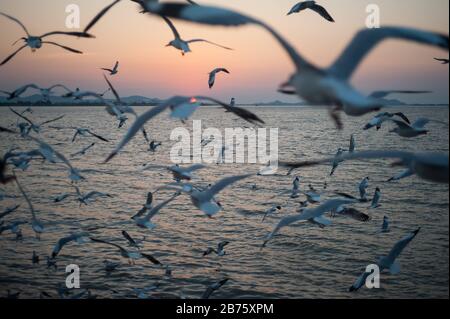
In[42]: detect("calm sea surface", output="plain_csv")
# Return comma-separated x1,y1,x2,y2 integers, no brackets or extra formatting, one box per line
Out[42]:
0,106,448,299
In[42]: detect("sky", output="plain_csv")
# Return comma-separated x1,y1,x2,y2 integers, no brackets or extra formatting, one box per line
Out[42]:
0,0,448,104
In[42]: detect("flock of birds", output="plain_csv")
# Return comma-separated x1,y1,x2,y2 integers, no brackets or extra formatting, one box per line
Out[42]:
0,0,449,299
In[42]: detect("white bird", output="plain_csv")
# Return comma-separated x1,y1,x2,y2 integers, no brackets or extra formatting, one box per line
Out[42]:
72,143,96,157
331,206,371,222
208,68,230,89
101,61,119,75
281,150,449,184
358,177,370,201
262,205,282,222
0,12,93,66
287,1,335,22
89,237,162,266
162,174,253,217
105,95,264,162
364,112,411,131
203,241,230,257
51,233,90,258
72,185,113,206
162,16,232,55
131,192,154,220
71,128,109,143
330,148,344,176
263,198,360,247
370,187,381,209
10,107,65,135
0,84,39,100
145,3,449,128
350,228,420,292
202,278,229,299
389,118,431,138
134,193,180,229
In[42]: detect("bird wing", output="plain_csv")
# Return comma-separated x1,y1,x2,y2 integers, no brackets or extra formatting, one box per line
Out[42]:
113,61,119,72
41,42,83,54
386,228,420,262
103,75,122,104
162,16,181,39
0,12,30,36
309,3,335,22
89,237,125,252
9,107,34,126
40,31,94,39
328,27,449,80
144,193,179,221
0,44,28,66
391,119,413,130
40,115,65,126
86,130,109,142
206,174,253,201
14,176,36,219
83,0,122,33
141,253,162,265
340,208,371,222
187,39,233,50
122,230,138,246
393,112,411,124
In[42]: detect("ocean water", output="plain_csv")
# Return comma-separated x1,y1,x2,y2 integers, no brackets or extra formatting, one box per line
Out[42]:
0,105,448,299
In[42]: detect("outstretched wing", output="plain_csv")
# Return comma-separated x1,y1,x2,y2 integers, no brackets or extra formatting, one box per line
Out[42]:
0,45,27,66
83,0,122,33
42,42,83,54
0,12,30,36
310,3,335,22
328,27,449,80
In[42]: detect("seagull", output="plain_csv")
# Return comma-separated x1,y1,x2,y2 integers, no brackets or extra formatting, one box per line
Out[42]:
103,75,150,143
364,112,411,131
169,164,205,182
287,1,335,22
388,118,431,138
280,150,449,184
262,205,282,222
71,128,109,143
10,107,65,135
202,278,229,299
0,205,20,220
349,228,420,292
101,61,119,75
121,230,144,249
0,12,93,66
37,84,72,101
330,148,344,176
381,216,390,233
72,143,96,157
162,16,232,55
14,176,44,239
161,174,253,217
145,3,449,128
131,192,154,220
434,58,449,64
134,193,180,229
51,233,90,258
263,198,360,247
302,186,322,204
370,187,381,209
208,68,230,89
149,141,162,152
203,241,230,257
0,84,39,100
72,185,113,206
89,237,162,266
359,177,370,201
105,96,264,162
291,176,301,198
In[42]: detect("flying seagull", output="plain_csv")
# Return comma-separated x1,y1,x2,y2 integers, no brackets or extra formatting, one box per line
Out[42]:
364,112,411,131
350,228,420,292
280,151,449,184
162,16,233,56
134,193,180,229
105,96,264,162
0,12,93,66
10,107,65,135
72,128,109,143
89,237,162,266
263,198,360,247
101,61,119,75
144,3,449,128
51,233,90,258
208,68,230,89
203,241,230,257
0,84,39,100
287,1,335,22
202,278,229,299
72,143,96,157
388,118,436,138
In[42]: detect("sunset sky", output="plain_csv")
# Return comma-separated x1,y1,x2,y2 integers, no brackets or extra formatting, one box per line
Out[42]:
0,0,448,104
